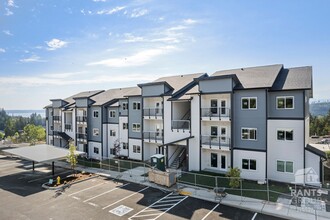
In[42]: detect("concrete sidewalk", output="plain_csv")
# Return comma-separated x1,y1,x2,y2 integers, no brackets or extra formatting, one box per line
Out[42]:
53,161,330,220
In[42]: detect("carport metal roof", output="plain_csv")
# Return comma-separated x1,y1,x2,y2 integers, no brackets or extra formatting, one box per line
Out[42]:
3,144,85,163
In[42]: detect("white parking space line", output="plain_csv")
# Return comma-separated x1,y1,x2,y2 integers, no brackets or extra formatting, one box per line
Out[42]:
72,196,81,200
128,193,188,220
68,182,105,196
201,203,219,220
27,170,71,183
88,202,98,207
83,183,130,203
157,199,183,203
252,212,258,220
103,186,149,210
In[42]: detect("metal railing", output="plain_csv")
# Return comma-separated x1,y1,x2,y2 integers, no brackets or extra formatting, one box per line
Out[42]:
53,116,61,121
76,116,87,123
65,124,72,130
171,120,190,130
53,131,61,136
143,108,163,117
76,133,87,140
201,135,231,149
201,107,231,119
143,131,163,143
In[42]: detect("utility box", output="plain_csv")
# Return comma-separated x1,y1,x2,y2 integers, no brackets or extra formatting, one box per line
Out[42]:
151,154,165,171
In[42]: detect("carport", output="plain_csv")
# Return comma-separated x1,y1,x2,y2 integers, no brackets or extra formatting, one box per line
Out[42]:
3,144,85,176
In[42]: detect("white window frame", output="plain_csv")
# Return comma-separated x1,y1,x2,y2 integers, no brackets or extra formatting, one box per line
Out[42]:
276,129,294,141
93,147,99,154
133,145,141,153
109,130,116,137
276,96,294,110
93,128,99,136
122,102,128,110
132,123,141,132
242,159,257,171
133,102,141,110
122,142,128,150
109,110,116,118
123,123,128,130
241,128,257,141
241,97,257,110
276,160,294,173
93,110,99,118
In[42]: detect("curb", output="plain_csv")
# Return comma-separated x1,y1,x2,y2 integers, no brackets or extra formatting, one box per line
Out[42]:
42,174,99,190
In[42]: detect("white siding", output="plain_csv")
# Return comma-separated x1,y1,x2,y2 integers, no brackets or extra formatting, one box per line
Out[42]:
129,139,142,160
201,149,230,172
267,119,304,183
119,117,129,156
189,94,200,171
88,142,102,160
305,150,321,185
233,149,266,181
108,124,119,157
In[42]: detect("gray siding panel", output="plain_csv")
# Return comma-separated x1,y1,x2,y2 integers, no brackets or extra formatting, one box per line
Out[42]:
107,106,119,124
268,90,304,118
128,96,142,139
88,106,102,142
52,100,65,108
75,99,89,107
200,78,233,93
233,90,267,151
142,84,165,97
119,99,128,116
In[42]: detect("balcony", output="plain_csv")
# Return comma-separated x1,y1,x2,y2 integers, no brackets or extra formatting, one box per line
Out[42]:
171,120,190,131
201,135,231,150
201,107,231,121
143,108,163,119
76,116,87,123
53,115,61,122
76,133,87,142
143,131,163,143
65,124,72,131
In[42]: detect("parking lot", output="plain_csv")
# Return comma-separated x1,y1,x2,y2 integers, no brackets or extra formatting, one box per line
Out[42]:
0,155,284,220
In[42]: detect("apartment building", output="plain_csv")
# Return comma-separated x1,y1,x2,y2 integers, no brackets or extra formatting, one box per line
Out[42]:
45,64,325,184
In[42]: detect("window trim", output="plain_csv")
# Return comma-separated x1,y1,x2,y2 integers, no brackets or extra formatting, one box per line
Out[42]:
93,147,99,154
93,128,99,136
241,97,257,110
276,96,294,110
276,160,294,173
133,145,141,153
133,102,141,110
93,110,99,118
276,129,294,141
109,130,116,137
132,123,141,132
241,127,257,141
122,102,128,110
123,123,128,130
109,110,116,118
242,158,257,171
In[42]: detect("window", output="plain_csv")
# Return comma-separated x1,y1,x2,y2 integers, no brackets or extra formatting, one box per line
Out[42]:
277,129,294,141
50,125,54,131
122,102,128,110
109,110,116,118
211,126,218,136
122,143,128,150
241,128,257,140
277,160,293,173
276,96,294,109
210,99,218,114
110,130,116,137
241,97,257,110
242,159,257,170
123,123,128,130
93,147,99,154
93,110,99,118
133,102,141,110
132,123,141,132
133,145,141,153
93,128,99,136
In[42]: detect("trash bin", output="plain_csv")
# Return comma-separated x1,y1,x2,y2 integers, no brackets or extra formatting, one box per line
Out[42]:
151,154,166,171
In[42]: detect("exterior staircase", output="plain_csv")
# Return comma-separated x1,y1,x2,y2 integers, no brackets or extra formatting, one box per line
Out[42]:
169,147,186,169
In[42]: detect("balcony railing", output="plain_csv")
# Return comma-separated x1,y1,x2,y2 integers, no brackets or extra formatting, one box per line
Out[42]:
201,107,231,119
65,124,72,131
143,131,163,143
143,108,163,117
53,131,61,136
171,120,190,130
76,116,87,123
76,133,87,140
201,135,231,149
53,116,61,121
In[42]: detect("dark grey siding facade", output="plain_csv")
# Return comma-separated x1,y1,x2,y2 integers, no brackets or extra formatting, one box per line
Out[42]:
233,89,267,151
119,99,128,116
106,106,119,124
88,106,102,142
199,78,233,93
128,96,142,139
141,84,165,97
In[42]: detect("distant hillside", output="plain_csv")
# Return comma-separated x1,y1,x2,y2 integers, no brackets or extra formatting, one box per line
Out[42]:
310,101,330,116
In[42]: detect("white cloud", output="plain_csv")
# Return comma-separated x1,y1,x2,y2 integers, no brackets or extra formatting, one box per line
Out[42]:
3,30,13,36
123,33,145,43
0,48,6,53
87,46,177,67
96,6,125,15
19,55,46,63
41,71,85,79
46,39,68,50
93,0,107,2
183,18,198,25
130,8,148,18
5,8,13,16
7,0,16,7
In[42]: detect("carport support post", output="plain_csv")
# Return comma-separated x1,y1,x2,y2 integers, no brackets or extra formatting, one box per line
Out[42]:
52,161,55,176
32,161,35,172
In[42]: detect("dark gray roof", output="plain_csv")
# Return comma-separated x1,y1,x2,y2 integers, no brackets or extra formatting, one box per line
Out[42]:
212,64,283,89
271,66,312,91
91,87,140,106
153,73,205,93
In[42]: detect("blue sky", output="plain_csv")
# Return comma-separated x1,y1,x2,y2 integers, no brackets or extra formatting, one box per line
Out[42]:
1,0,329,109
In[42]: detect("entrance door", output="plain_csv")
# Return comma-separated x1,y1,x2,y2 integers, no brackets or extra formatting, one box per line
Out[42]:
220,100,227,115
210,99,218,115
211,153,218,167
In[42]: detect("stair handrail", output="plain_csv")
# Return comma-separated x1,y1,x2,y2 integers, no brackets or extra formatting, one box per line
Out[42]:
177,148,186,168
168,146,181,164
